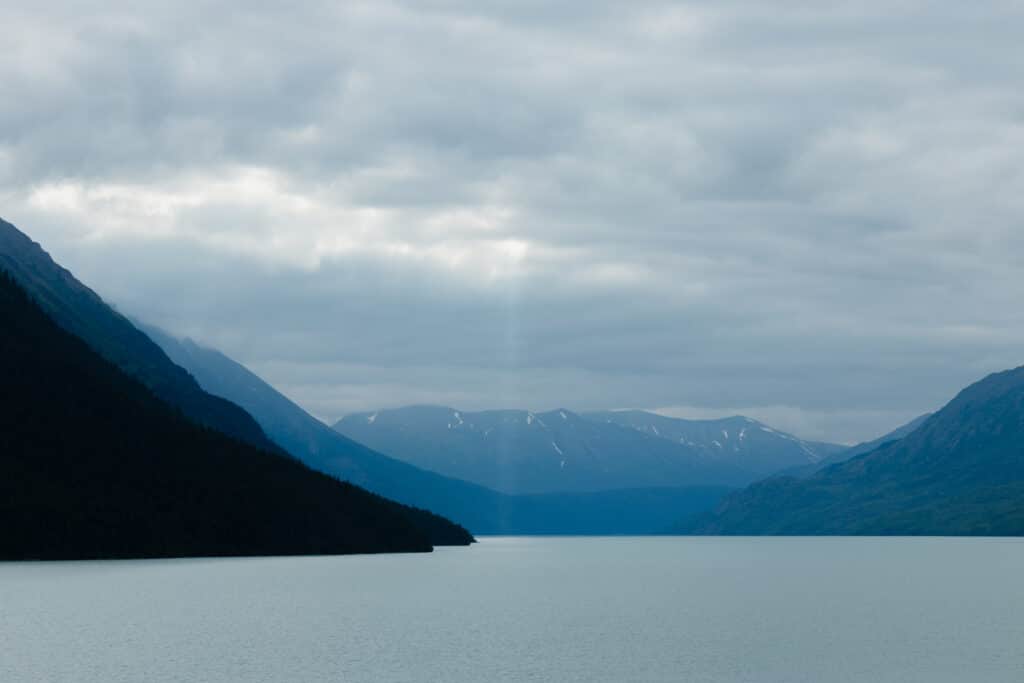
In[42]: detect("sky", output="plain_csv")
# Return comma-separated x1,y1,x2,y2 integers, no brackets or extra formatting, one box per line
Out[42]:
2,1,1023,443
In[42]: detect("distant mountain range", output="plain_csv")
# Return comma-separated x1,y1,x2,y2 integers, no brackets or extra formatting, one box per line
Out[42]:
148,329,733,534
682,368,1024,535
332,407,844,495
0,218,473,557
334,406,759,495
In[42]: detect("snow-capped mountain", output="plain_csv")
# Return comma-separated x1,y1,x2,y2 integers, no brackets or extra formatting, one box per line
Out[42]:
585,411,846,476
333,406,838,495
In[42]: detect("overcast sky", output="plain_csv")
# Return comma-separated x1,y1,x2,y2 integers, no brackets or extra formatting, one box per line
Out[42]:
2,1,1023,443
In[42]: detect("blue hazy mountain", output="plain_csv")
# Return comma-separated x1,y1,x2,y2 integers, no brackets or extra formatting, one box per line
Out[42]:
0,270,473,559
682,367,1024,535
587,410,845,476
146,330,732,533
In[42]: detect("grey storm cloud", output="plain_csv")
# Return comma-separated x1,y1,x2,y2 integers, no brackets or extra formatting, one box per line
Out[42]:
2,0,1023,442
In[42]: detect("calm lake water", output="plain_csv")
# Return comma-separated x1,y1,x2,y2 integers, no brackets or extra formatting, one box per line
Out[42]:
2,537,1023,682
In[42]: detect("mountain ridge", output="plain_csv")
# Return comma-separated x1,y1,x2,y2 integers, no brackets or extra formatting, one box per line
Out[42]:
332,405,845,495
334,405,756,495
777,412,934,478
585,410,845,475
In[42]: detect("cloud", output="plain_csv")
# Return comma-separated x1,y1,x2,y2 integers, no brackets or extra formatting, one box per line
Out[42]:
2,0,1023,443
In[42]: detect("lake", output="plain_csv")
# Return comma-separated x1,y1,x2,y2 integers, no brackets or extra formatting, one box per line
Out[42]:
2,537,1022,682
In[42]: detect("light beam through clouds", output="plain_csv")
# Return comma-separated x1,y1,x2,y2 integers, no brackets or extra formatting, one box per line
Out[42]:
2,0,1023,442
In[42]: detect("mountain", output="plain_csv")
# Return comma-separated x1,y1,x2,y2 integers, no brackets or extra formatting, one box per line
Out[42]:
0,218,471,548
586,410,845,477
778,413,934,478
0,270,475,560
146,330,733,533
824,413,933,464
333,406,754,495
682,367,1024,535
0,218,275,451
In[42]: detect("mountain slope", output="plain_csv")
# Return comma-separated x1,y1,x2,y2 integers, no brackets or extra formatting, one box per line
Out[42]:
334,406,753,495
823,413,933,465
0,218,275,451
682,368,1024,535
146,330,732,533
778,413,934,478
0,271,474,559
586,410,844,477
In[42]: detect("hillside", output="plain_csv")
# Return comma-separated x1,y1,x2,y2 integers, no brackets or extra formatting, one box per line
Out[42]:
0,271,474,559
0,218,275,451
821,413,933,466
682,368,1024,535
779,413,934,478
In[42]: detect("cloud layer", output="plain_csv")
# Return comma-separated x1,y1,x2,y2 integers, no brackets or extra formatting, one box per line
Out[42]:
3,1,1023,442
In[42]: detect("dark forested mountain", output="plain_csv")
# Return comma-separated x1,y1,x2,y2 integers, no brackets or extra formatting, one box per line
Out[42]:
334,406,753,495
682,368,1024,535
147,330,732,533
586,410,845,477
0,218,275,451
0,271,474,560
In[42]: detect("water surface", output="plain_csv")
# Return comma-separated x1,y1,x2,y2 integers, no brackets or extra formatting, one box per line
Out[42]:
2,537,1022,682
